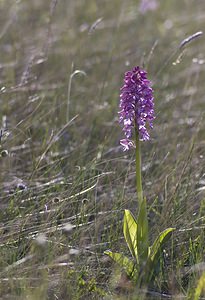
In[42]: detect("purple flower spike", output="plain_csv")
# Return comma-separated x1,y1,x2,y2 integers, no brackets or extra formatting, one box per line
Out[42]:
119,66,155,151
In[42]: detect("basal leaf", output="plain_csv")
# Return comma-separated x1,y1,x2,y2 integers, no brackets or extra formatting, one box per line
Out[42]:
149,227,175,262
104,250,138,280
145,227,175,283
123,209,138,262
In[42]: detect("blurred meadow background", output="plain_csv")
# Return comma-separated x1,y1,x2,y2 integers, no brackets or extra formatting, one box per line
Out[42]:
0,0,205,299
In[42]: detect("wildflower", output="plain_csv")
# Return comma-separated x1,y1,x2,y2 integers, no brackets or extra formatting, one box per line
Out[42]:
119,66,155,151
139,0,159,14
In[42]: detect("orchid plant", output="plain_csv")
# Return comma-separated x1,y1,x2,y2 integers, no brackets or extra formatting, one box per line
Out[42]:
105,67,175,287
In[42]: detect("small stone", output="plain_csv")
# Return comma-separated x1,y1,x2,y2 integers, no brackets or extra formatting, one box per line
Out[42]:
63,223,75,232
1,150,8,157
17,183,27,190
69,248,80,255
35,233,47,245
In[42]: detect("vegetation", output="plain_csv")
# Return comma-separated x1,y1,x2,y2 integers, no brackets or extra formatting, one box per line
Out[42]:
0,0,205,299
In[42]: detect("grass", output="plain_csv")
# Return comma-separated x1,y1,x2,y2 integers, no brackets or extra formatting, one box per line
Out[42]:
0,0,205,299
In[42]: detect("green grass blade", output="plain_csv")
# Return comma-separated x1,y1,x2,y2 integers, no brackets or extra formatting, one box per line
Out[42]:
194,271,205,300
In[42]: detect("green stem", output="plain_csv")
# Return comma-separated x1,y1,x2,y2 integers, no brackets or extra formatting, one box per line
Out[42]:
135,127,143,206
135,126,149,267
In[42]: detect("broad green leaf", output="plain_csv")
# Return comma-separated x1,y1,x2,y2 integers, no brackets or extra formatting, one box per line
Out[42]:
137,198,149,263
145,227,175,283
123,210,138,262
104,250,138,280
194,271,205,300
149,227,175,261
